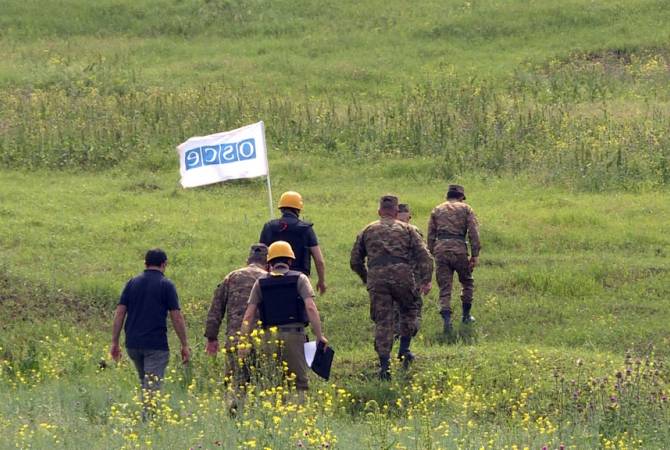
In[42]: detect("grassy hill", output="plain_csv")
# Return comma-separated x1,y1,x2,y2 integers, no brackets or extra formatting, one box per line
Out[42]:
1,0,670,448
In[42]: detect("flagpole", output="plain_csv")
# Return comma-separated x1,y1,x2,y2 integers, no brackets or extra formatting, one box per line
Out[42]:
266,173,274,219
261,121,274,219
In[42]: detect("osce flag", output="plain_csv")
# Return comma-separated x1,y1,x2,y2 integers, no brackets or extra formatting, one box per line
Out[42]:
177,121,269,188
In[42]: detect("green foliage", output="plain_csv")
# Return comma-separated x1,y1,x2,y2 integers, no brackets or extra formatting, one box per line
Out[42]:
2,66,670,189
2,0,670,447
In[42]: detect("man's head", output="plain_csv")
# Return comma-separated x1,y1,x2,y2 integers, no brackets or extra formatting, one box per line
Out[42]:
397,203,411,223
378,195,399,218
145,248,168,271
267,241,295,267
446,184,466,201
247,243,268,265
278,191,303,216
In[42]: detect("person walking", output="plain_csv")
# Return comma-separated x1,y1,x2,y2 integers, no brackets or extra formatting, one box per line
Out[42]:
110,248,190,415
427,185,481,334
204,244,268,372
238,241,327,395
350,195,433,380
395,203,427,335
259,191,327,294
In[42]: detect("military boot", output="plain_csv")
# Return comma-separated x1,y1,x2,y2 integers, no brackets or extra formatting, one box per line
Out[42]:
397,336,415,370
462,303,475,324
378,355,391,381
440,309,452,334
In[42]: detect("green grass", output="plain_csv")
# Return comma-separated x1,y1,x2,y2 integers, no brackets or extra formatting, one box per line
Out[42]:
2,0,670,95
2,1,670,187
1,160,669,356
2,0,670,447
1,161,670,447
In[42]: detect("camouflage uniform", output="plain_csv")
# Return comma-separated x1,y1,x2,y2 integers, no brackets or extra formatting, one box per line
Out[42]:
395,204,427,334
204,245,268,377
427,186,480,322
350,197,433,363
204,264,267,345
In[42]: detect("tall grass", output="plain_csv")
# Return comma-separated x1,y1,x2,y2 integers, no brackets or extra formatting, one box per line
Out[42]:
2,50,670,190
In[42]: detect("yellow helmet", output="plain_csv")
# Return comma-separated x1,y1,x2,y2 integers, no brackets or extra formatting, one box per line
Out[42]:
267,241,295,261
278,191,304,210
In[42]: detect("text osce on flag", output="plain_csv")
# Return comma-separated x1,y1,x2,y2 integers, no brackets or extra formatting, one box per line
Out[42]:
176,121,269,188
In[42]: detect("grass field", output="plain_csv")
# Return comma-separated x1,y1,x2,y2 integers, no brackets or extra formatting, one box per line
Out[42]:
1,0,670,448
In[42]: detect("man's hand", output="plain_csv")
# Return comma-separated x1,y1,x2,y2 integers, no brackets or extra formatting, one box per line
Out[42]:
110,343,122,362
316,280,327,295
205,340,219,356
469,256,479,272
317,335,329,350
420,282,432,295
181,345,191,364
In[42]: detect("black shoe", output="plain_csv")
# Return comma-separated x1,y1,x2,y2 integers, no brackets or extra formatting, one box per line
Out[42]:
379,368,391,381
398,351,415,370
379,356,391,381
440,310,452,334
462,303,475,324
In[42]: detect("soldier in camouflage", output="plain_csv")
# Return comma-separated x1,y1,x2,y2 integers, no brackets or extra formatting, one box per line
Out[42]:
350,195,433,380
204,244,268,375
395,203,427,334
427,185,480,333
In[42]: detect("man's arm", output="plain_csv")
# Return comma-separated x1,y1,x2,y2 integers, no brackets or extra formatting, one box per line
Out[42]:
309,245,327,294
304,296,327,346
239,304,258,336
410,227,434,294
110,305,127,362
237,303,258,358
427,211,437,255
259,222,273,245
169,310,190,363
204,279,229,355
467,207,481,270
349,232,368,284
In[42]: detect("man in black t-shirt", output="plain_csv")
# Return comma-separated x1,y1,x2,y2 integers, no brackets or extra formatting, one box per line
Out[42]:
259,191,327,294
110,249,190,396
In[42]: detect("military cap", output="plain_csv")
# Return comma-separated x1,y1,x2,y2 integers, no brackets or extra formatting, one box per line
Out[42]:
447,184,466,200
247,243,269,263
398,203,410,213
379,195,399,210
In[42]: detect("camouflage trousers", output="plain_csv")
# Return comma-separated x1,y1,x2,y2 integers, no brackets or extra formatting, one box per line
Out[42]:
394,292,422,337
368,274,420,358
436,253,474,313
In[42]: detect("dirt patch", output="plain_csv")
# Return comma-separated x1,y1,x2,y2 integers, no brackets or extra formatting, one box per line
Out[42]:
545,47,670,76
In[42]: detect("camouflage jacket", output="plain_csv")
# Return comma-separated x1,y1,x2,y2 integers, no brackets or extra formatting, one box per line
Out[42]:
350,217,433,285
427,200,480,257
204,263,267,343
408,223,427,282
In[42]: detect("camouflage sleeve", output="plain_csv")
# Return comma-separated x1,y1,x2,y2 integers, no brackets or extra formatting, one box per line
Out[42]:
426,210,437,254
204,277,229,341
349,231,368,284
467,207,481,257
409,226,434,285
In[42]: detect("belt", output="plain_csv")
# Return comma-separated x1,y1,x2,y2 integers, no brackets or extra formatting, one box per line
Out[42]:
277,326,305,333
436,231,466,241
368,255,409,268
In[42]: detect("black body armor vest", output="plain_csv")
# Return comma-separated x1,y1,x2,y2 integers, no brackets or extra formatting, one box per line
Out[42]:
258,271,308,327
268,219,313,275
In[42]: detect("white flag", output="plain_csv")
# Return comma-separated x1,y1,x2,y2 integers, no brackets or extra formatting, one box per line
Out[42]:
177,121,268,188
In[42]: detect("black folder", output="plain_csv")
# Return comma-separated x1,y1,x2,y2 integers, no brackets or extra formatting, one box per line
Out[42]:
310,341,335,380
